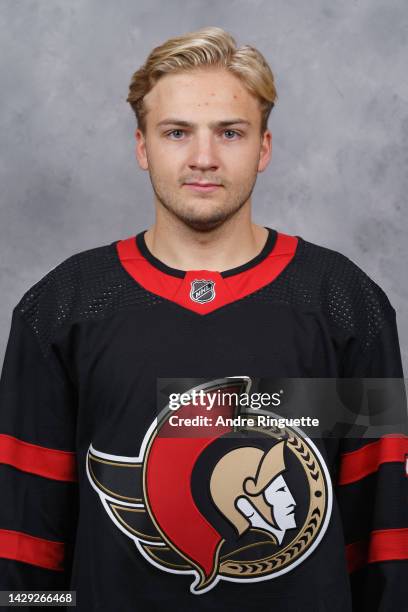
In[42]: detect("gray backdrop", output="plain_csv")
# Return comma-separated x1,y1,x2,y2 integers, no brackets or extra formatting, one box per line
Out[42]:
1,0,407,372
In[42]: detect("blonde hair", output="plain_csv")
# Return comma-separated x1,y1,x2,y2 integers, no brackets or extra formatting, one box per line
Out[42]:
127,26,277,134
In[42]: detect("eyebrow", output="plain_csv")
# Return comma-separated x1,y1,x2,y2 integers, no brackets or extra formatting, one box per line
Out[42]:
156,118,251,128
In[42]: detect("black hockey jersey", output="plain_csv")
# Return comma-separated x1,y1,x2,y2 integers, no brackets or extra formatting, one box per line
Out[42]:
0,227,407,611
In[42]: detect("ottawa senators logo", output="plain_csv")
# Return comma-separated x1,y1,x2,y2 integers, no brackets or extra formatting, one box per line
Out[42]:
86,377,332,594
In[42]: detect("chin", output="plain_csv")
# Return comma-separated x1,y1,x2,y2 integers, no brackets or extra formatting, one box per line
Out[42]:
178,214,229,232
179,206,239,231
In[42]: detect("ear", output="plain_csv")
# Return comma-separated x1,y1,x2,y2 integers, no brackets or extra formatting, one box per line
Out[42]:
236,496,257,519
135,128,149,170
258,129,272,173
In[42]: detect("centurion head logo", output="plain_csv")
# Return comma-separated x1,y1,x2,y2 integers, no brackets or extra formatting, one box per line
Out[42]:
210,440,297,546
86,377,332,595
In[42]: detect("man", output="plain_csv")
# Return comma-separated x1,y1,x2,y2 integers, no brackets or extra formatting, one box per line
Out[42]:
0,26,407,611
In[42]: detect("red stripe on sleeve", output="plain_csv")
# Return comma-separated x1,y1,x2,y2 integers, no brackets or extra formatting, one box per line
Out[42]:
0,434,77,482
0,528,64,571
346,528,408,573
337,435,408,485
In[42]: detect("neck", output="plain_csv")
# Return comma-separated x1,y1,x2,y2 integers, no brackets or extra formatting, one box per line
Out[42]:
143,207,269,273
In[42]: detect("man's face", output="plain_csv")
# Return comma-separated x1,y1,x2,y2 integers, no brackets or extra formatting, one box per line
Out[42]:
264,474,297,530
135,68,272,231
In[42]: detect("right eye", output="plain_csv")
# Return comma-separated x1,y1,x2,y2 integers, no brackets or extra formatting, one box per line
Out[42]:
166,129,185,140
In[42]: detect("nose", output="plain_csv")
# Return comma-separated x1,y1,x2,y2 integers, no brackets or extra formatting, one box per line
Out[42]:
188,131,219,173
286,491,296,507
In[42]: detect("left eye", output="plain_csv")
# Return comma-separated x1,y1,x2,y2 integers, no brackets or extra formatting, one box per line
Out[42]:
277,486,287,492
224,130,239,139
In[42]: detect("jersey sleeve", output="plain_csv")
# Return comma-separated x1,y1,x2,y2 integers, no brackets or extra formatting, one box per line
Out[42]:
335,304,408,611
0,304,78,589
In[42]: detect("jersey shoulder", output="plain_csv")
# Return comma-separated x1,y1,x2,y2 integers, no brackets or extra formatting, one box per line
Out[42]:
295,234,394,310
295,233,392,291
267,233,396,353
14,239,159,357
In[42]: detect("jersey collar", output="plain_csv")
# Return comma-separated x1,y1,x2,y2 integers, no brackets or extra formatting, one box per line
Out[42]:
116,228,298,315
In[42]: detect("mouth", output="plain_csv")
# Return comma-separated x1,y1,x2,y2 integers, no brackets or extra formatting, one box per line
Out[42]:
183,183,222,193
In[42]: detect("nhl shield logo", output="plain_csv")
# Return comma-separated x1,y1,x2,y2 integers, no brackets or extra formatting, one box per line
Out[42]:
87,377,333,595
190,279,216,303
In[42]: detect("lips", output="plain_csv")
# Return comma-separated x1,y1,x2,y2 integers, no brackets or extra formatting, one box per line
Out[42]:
183,182,221,193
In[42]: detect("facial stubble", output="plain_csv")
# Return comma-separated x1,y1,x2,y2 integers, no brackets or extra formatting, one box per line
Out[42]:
146,162,260,232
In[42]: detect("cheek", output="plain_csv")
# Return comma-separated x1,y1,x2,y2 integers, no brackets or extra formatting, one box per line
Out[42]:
227,145,260,173
148,148,180,177
154,146,186,171
264,490,277,504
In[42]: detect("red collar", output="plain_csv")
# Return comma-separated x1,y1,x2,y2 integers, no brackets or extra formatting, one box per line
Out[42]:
116,231,298,315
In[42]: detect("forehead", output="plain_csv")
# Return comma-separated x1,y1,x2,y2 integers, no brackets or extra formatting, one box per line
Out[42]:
143,68,261,124
267,474,286,490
